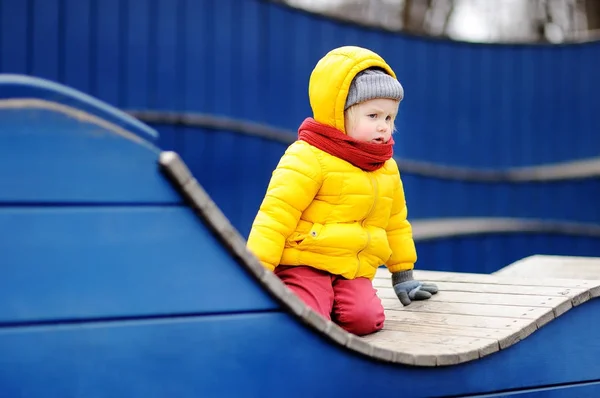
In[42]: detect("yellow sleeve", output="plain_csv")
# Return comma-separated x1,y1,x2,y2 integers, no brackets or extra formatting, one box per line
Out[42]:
247,142,323,271
385,168,417,273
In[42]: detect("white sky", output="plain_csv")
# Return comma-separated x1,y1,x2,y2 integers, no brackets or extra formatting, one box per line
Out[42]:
446,0,534,42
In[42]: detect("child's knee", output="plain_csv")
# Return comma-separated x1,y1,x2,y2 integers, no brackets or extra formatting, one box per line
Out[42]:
337,301,385,336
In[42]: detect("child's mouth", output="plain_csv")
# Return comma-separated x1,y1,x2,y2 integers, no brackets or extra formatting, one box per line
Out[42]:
371,138,384,144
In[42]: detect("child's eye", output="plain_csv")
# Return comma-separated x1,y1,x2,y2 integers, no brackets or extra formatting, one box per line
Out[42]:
386,116,392,121
368,114,377,119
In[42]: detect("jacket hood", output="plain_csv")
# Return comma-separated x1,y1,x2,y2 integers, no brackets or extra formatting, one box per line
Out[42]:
308,46,397,134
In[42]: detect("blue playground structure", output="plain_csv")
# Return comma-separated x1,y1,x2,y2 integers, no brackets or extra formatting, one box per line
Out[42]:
1,75,600,398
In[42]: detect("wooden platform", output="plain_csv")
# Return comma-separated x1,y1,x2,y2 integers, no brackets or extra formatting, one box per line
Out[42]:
362,266,600,366
494,254,600,280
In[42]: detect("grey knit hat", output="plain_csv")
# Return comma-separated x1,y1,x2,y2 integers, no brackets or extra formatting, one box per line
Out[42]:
344,68,404,110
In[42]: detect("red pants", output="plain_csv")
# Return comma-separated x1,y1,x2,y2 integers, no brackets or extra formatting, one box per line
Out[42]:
275,265,385,336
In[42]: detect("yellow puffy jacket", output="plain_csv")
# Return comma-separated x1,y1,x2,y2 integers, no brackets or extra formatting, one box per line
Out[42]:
246,46,416,280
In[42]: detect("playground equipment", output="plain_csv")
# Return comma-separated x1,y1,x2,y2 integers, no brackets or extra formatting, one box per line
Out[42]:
1,75,600,397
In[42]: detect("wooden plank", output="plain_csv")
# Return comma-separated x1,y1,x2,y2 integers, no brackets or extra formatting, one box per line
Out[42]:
381,299,553,320
374,268,600,289
374,279,585,298
362,328,498,349
509,265,600,280
383,308,533,330
413,270,600,289
382,319,510,340
376,287,571,308
384,310,539,352
495,255,600,280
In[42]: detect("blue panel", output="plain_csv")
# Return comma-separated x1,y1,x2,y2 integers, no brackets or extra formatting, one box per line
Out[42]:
94,0,122,106
399,175,600,223
416,234,600,274
178,125,213,182
165,125,288,236
239,0,266,121
467,382,600,397
1,301,600,397
154,123,178,151
0,0,29,73
214,0,235,117
31,0,60,81
62,0,92,93
182,0,209,112
266,4,294,123
154,0,181,110
235,139,286,237
0,206,276,325
124,0,150,108
0,105,177,203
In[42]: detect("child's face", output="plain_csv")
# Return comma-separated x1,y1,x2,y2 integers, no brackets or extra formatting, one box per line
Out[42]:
344,98,398,144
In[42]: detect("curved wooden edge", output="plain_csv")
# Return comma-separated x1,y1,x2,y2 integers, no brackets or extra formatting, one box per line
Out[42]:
158,150,600,367
0,98,160,154
0,74,158,141
131,110,600,182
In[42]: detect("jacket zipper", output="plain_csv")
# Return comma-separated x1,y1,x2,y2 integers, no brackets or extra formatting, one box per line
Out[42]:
355,173,378,278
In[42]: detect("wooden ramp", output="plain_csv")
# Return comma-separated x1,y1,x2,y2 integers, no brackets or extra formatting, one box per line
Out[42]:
362,267,600,366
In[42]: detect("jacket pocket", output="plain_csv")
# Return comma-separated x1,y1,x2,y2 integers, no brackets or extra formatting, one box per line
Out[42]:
286,223,323,248
286,231,306,247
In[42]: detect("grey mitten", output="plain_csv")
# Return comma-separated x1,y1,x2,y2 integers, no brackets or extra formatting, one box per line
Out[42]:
392,270,439,306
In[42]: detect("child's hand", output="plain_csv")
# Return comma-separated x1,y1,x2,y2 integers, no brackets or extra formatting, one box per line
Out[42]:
391,270,438,306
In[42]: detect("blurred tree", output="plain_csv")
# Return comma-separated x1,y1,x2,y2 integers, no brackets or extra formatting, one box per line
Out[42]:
277,0,600,43
583,0,600,29
402,0,455,36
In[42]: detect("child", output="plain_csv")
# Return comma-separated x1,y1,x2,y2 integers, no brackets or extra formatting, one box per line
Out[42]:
247,46,438,336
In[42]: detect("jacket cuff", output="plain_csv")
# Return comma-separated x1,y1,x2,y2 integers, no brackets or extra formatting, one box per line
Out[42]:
386,262,414,274
391,269,413,285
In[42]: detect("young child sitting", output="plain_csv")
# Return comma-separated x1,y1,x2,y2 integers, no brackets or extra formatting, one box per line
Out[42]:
247,45,438,336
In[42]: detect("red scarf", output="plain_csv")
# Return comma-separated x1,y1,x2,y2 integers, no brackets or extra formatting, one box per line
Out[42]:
298,118,394,171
